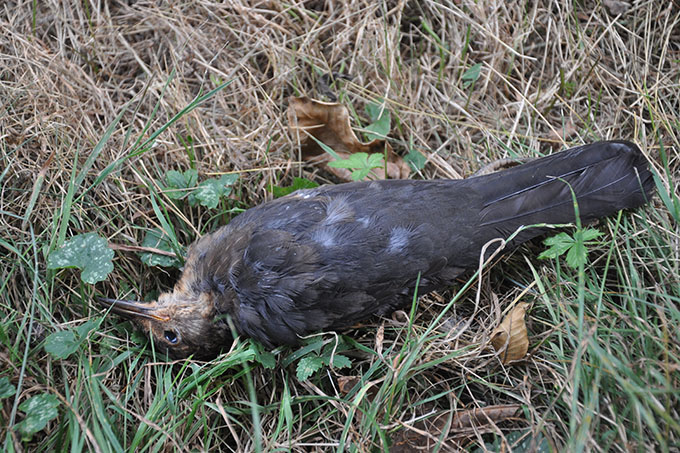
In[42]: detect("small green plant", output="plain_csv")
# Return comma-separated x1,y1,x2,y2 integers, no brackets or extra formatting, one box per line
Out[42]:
47,232,114,284
251,340,277,369
538,227,602,268
462,62,482,89
209,73,223,87
309,101,391,181
420,17,450,83
363,102,391,141
140,227,182,268
328,152,384,181
405,147,427,172
163,168,199,200
163,170,239,209
270,177,319,198
44,320,99,360
559,68,576,98
15,393,60,441
284,337,353,381
192,173,239,209
0,377,16,399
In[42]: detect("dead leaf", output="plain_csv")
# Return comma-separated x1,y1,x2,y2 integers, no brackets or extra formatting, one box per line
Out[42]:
391,412,452,452
336,375,380,404
491,302,530,364
391,404,521,451
451,404,521,431
337,376,361,395
287,96,409,181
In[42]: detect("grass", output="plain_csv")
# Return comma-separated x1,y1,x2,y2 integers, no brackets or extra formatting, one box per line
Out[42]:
1,1,679,451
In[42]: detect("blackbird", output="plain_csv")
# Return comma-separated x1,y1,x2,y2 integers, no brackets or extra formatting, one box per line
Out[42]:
99,141,654,359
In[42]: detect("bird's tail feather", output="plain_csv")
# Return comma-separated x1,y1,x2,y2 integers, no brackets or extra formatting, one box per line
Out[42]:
475,141,654,242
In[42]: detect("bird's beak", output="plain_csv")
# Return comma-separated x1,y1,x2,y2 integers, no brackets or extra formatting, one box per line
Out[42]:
97,297,170,322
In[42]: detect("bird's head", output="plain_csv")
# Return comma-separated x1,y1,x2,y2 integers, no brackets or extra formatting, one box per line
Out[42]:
97,291,233,360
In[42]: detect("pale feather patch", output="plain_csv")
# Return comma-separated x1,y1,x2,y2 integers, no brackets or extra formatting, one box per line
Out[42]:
387,226,413,254
323,197,354,224
311,227,338,247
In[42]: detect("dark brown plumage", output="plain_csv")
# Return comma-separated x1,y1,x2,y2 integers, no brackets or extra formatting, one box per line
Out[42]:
99,141,655,359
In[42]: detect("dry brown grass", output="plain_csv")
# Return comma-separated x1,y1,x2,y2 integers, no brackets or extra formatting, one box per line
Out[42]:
1,1,679,451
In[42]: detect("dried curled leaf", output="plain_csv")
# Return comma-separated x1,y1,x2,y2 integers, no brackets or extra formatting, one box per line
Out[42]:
287,96,409,181
391,404,521,451
451,404,521,431
491,302,530,364
337,376,361,395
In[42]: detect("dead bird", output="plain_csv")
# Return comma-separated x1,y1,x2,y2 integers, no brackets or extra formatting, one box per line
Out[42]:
99,141,655,359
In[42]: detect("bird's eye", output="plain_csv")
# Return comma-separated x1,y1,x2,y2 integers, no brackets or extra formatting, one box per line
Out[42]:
163,330,179,344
